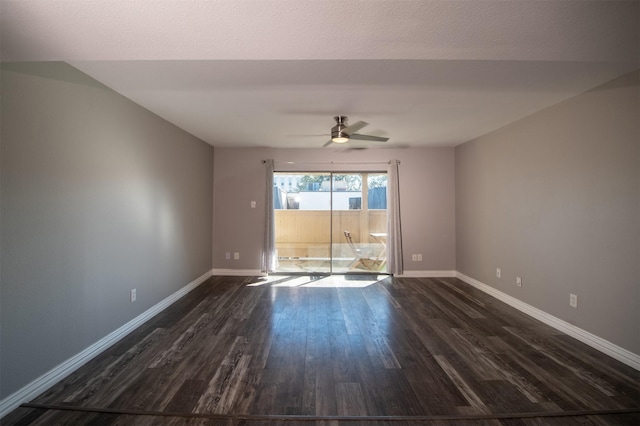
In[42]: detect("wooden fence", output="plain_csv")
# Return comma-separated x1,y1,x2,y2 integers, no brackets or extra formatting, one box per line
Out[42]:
275,210,386,258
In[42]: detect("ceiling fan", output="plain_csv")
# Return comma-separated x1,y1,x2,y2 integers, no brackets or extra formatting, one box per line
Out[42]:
323,116,389,147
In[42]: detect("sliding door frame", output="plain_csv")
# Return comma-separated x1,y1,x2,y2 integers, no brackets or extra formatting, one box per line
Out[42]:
272,170,388,276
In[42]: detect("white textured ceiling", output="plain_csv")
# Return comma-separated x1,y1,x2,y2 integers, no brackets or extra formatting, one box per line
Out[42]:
1,0,638,148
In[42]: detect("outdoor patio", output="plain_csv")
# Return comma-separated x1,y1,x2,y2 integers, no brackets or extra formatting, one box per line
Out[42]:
275,209,387,274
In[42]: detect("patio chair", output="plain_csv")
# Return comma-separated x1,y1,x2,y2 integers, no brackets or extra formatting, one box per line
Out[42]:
344,231,376,271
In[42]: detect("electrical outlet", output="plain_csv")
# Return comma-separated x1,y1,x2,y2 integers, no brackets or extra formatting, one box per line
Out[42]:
496,268,501,278
130,289,136,302
225,252,231,260
234,252,240,260
516,277,522,287
251,201,256,208
570,293,578,308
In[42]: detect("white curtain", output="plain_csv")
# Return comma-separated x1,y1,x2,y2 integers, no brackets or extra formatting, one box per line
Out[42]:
261,159,276,274
387,160,403,275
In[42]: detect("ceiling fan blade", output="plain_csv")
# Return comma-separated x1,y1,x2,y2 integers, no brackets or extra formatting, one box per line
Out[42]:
322,140,333,147
349,133,389,142
287,134,330,137
343,121,368,134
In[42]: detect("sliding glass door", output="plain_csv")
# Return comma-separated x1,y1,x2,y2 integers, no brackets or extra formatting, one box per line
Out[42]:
273,172,387,275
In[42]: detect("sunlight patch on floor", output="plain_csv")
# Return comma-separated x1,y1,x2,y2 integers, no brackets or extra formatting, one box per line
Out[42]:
247,275,386,288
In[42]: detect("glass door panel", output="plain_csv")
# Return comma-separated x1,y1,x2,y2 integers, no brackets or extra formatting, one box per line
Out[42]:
367,173,388,273
330,174,363,273
273,173,332,274
331,173,387,274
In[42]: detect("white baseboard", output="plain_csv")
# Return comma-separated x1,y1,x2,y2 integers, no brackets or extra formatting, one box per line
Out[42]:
0,269,213,419
398,270,457,278
211,269,265,276
456,272,640,371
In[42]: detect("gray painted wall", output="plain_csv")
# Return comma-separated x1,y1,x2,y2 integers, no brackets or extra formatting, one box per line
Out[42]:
456,71,639,354
212,147,456,272
0,63,214,398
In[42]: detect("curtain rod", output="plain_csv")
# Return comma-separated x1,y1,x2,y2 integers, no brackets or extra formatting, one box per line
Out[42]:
263,160,398,165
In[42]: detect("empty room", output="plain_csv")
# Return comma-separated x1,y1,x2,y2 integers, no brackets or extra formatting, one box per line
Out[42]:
1,1,638,425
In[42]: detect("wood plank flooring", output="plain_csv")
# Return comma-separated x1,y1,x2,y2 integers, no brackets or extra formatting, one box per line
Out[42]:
3,275,639,425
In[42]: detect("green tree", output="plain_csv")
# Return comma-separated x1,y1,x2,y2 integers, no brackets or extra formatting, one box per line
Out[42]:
296,175,330,191
294,173,385,192
368,175,387,188
335,174,362,191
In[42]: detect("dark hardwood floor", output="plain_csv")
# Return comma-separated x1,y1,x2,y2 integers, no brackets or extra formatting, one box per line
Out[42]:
3,275,639,425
